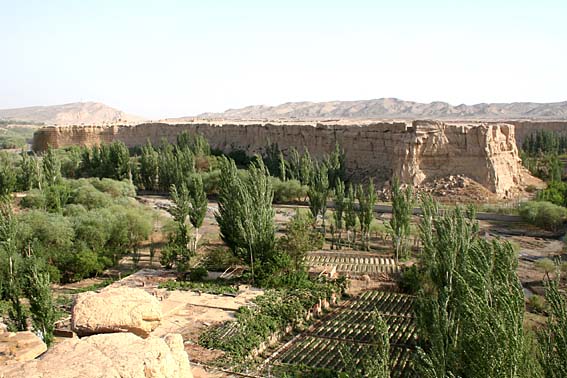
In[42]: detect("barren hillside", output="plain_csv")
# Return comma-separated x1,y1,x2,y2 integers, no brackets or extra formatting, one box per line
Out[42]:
193,98,567,120
0,102,144,125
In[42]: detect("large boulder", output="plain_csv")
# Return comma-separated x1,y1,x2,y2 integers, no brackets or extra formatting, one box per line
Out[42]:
0,332,193,378
71,287,161,337
0,331,47,365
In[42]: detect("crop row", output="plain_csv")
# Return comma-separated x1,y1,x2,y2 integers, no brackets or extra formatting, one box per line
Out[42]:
347,291,415,315
275,336,413,378
306,254,398,266
306,254,401,274
310,311,417,346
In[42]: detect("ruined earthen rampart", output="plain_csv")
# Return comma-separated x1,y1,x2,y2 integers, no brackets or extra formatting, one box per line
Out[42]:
32,120,529,197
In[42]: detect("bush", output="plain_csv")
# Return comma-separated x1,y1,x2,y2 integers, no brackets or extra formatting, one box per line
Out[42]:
203,247,241,271
200,170,221,195
188,267,208,281
527,295,546,314
89,178,136,198
519,201,567,231
15,178,154,283
399,265,421,294
271,178,308,203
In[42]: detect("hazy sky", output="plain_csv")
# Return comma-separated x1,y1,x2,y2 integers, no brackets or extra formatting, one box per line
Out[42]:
1,0,565,119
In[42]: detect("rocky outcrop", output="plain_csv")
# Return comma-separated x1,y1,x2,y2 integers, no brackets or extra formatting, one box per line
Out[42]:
71,287,162,338
0,331,47,365
33,119,530,197
0,332,193,378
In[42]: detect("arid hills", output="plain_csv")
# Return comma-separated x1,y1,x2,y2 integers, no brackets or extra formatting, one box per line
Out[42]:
2,98,567,126
0,102,143,125
194,98,567,121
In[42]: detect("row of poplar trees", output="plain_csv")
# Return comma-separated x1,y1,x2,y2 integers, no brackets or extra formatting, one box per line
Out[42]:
411,196,566,378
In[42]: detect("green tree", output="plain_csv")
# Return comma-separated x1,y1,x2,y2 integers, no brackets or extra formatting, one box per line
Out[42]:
356,180,377,251
308,162,329,233
108,141,131,181
299,149,315,185
187,174,207,253
18,151,42,191
278,151,287,181
344,184,358,248
415,196,532,378
166,183,192,271
387,178,414,261
42,146,61,187
538,268,567,378
138,139,159,190
333,180,346,249
278,211,323,270
0,161,16,198
0,203,27,331
215,157,276,282
24,262,56,346
326,143,346,190
287,147,301,181
339,311,390,378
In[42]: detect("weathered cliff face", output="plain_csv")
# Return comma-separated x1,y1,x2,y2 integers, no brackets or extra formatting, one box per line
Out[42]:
32,120,528,197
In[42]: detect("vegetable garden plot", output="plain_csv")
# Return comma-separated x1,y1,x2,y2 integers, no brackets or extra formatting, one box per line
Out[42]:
273,337,414,378
266,290,417,377
306,252,400,275
310,310,417,346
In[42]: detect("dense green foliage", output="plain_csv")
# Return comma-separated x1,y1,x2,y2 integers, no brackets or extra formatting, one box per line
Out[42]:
159,279,238,295
414,196,535,378
277,211,323,271
0,204,56,345
0,126,36,149
199,278,345,361
387,179,414,261
24,263,56,346
538,271,567,377
161,176,207,271
18,178,153,282
522,130,567,157
356,181,377,251
339,311,390,378
518,201,567,232
308,162,330,232
161,183,194,271
215,157,277,281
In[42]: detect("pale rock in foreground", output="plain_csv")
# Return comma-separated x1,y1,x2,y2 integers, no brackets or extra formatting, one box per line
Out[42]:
0,332,193,378
71,287,162,337
0,331,47,365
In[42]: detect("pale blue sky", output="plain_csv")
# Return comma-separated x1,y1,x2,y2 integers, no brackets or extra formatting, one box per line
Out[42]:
0,0,565,118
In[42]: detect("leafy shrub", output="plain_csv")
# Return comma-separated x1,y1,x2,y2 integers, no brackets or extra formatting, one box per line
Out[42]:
158,279,237,295
16,178,154,283
89,178,136,197
519,201,567,231
199,280,344,360
188,267,208,281
398,265,421,294
200,170,221,195
527,295,546,314
271,178,308,203
203,247,241,271
536,181,567,207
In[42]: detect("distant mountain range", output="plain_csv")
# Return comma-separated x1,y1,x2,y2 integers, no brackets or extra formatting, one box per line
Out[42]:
195,98,567,120
0,102,144,125
2,98,567,125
